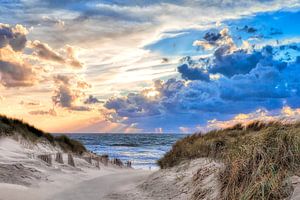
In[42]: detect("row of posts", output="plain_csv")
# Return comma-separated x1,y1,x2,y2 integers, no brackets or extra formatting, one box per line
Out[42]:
37,153,76,167
37,153,132,168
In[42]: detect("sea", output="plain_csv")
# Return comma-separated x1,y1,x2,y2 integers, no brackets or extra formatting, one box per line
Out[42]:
68,134,188,170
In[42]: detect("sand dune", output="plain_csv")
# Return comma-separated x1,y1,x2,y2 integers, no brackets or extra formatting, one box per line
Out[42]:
0,137,151,200
5,134,300,200
0,136,223,200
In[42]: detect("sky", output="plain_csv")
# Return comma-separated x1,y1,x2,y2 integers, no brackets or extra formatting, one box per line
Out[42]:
1,0,300,133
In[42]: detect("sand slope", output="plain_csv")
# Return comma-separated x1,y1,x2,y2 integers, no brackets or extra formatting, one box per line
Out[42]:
0,136,224,200
110,158,223,200
0,137,151,200
50,170,151,200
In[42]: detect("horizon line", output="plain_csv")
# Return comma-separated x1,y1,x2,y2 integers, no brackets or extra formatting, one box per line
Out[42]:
51,132,193,135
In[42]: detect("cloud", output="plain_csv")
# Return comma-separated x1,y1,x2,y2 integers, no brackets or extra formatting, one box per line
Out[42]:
0,59,36,87
180,30,289,80
104,42,300,132
52,75,90,111
206,106,300,131
239,25,257,33
20,101,40,106
84,95,102,104
0,23,28,51
193,28,235,51
2,1,300,133
209,48,264,77
53,74,71,85
77,80,91,89
65,45,83,68
31,41,83,68
42,16,65,28
178,63,210,81
0,24,43,88
31,40,65,63
105,92,161,118
29,109,57,116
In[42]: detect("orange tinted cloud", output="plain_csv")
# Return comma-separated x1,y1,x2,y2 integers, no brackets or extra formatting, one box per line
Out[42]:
31,40,83,68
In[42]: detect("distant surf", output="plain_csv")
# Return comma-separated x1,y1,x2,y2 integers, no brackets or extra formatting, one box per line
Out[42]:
68,134,188,169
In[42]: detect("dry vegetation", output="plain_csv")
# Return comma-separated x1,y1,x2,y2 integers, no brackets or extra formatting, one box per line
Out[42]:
0,115,86,154
158,121,300,200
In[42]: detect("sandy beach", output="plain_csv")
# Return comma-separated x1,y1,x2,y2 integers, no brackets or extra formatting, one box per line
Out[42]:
0,137,152,200
0,136,222,200
2,132,300,200
0,169,151,200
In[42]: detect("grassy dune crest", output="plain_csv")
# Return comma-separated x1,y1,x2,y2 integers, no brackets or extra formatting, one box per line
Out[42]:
0,115,86,154
158,121,300,200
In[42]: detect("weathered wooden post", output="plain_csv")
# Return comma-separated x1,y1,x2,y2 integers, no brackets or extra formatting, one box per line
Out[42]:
84,156,92,164
115,158,123,167
101,155,109,166
68,154,75,167
38,154,52,166
55,153,64,164
126,161,132,168
95,157,100,169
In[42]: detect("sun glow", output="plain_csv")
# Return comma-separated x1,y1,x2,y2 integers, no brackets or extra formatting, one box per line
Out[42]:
143,90,160,99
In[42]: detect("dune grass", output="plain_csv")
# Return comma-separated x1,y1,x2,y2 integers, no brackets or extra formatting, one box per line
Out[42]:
158,121,300,200
0,115,86,155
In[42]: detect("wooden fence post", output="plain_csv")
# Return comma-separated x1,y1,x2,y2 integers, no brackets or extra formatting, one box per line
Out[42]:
68,154,75,167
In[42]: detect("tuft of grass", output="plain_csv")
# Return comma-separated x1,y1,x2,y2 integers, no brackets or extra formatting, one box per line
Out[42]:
158,121,300,200
0,115,86,155
55,135,86,155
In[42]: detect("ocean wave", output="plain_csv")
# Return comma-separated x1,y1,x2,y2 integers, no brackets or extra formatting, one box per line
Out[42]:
110,143,140,147
70,134,187,169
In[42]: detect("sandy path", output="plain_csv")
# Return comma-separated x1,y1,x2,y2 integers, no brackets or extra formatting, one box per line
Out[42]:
0,169,152,200
47,170,151,200
0,138,153,200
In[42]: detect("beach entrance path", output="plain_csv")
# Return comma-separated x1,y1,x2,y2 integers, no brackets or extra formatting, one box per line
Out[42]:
47,169,151,200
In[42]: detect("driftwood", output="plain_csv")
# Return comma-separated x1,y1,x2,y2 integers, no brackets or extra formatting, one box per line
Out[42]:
68,154,75,167
38,154,52,166
55,153,64,164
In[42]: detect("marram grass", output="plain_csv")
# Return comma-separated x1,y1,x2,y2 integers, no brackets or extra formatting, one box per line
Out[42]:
158,121,300,200
0,115,86,154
